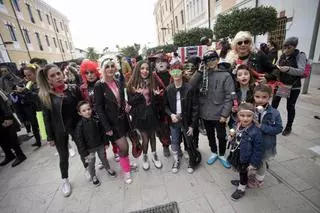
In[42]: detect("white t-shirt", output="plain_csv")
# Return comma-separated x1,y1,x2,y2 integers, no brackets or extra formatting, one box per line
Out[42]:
176,91,182,114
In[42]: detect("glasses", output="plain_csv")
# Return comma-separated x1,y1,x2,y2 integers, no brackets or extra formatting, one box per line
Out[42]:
237,40,250,45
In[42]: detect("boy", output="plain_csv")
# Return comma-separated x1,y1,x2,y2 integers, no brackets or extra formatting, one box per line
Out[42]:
251,84,283,187
75,101,116,186
165,64,199,174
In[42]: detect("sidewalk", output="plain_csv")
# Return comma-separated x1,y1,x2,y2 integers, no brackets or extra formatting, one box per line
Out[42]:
0,77,319,213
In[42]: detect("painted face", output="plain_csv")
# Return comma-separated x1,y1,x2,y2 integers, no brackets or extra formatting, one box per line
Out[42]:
78,103,92,119
236,69,250,86
183,63,195,77
85,70,98,82
254,91,270,106
47,67,64,88
23,69,36,82
140,63,149,79
236,39,251,56
104,62,116,78
155,60,168,73
238,110,254,127
283,45,295,56
170,69,183,81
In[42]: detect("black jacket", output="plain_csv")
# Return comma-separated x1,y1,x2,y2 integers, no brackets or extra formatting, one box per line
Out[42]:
165,82,199,129
43,84,82,141
75,116,109,157
93,80,126,133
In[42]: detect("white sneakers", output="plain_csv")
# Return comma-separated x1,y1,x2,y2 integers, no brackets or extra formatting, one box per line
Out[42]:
142,154,150,170
62,178,72,197
124,172,132,184
152,152,162,169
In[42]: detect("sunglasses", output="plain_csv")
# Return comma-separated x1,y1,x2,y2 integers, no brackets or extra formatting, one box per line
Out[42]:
85,71,95,75
237,40,250,45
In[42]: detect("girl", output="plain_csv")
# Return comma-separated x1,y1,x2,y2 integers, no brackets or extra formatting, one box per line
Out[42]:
37,64,83,197
228,102,263,200
127,60,163,171
229,64,255,128
94,59,133,184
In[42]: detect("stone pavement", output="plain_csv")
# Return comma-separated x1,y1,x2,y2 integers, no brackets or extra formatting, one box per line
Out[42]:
0,74,320,213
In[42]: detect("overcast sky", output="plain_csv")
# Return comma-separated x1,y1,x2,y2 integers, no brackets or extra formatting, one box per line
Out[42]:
44,0,158,52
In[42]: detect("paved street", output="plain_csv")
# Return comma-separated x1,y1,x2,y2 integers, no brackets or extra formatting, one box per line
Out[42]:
0,74,320,213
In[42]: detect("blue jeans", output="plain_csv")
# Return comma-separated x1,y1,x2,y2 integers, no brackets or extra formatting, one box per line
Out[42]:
170,125,183,152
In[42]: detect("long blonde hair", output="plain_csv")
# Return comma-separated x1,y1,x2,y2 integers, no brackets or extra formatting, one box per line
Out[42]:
37,64,59,109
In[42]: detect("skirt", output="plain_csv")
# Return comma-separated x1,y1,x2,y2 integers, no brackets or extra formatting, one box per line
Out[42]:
108,114,129,142
133,105,158,132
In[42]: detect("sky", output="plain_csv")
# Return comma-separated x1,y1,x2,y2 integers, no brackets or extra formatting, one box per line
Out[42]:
44,0,158,52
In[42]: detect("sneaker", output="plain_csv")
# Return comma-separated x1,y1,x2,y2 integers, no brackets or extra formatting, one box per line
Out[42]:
163,146,170,157
282,126,292,136
142,154,150,171
114,153,120,162
107,169,117,177
69,148,76,157
98,162,104,170
84,168,91,181
231,189,245,200
218,156,231,169
62,179,72,197
187,165,194,174
230,180,240,186
152,153,162,169
124,172,132,184
172,160,180,173
207,153,218,165
92,176,101,186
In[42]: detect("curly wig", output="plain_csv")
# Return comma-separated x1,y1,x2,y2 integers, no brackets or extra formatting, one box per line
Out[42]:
79,60,100,83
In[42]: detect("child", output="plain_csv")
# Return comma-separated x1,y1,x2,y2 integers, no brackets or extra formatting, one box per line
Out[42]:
228,102,263,200
229,64,255,128
165,64,199,174
75,101,116,186
250,84,283,187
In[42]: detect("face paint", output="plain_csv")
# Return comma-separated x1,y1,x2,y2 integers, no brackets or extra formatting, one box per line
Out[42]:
170,69,182,76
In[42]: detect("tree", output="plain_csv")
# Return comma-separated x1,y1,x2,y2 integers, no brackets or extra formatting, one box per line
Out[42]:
173,27,213,47
119,43,141,57
214,6,277,39
146,44,177,55
86,47,100,60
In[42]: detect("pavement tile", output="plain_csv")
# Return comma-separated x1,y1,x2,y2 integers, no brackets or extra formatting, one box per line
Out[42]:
301,188,320,210
275,144,300,162
141,186,168,209
178,197,214,213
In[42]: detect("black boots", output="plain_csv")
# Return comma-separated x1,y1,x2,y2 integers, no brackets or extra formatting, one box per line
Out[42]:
11,155,27,167
0,155,15,166
282,126,292,136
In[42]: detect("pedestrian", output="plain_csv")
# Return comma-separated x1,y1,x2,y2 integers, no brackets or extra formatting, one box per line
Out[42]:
271,37,307,136
228,102,263,200
189,50,234,168
165,64,199,174
267,40,278,64
0,88,27,167
94,59,134,184
127,60,163,171
75,101,116,186
250,84,282,188
37,64,84,197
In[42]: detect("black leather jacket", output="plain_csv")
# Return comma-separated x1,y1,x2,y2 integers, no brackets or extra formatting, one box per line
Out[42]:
165,82,199,129
43,84,82,141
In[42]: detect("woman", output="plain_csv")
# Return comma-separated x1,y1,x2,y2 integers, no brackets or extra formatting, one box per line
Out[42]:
63,64,81,86
37,64,83,197
94,59,133,184
271,37,306,136
127,60,163,171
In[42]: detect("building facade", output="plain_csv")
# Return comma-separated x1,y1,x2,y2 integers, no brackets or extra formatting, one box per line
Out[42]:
0,0,74,65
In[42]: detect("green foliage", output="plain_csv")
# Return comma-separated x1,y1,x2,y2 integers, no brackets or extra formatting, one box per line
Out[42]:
214,6,277,39
173,27,213,47
86,47,100,60
119,43,141,57
146,44,177,55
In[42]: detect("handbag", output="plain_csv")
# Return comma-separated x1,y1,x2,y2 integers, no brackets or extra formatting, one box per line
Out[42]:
275,83,292,98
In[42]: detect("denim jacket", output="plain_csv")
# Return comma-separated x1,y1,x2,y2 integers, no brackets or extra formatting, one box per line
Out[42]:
239,124,263,168
257,105,283,154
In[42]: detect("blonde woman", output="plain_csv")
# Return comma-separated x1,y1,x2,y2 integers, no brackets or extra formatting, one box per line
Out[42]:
37,64,83,197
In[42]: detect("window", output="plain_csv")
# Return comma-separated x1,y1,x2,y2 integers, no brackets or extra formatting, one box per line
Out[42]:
197,0,200,14
59,39,64,52
35,32,43,50
170,20,173,35
64,24,68,32
193,0,196,17
53,18,59,32
165,1,167,11
52,37,57,47
69,42,72,49
7,24,17,41
45,35,50,46
60,22,63,31
26,3,35,23
181,10,184,24
46,14,51,25
64,41,68,49
22,29,31,43
12,0,20,12
37,9,42,21
201,0,204,12
175,16,178,29
169,0,172,12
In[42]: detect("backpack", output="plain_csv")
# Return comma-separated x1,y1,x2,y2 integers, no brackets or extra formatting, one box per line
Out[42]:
298,52,311,78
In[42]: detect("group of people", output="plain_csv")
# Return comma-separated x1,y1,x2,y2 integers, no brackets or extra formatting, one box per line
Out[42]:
0,30,307,201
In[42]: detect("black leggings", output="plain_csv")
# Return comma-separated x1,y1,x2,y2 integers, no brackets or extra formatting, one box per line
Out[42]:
141,131,156,154
239,170,248,186
272,89,300,128
203,119,227,155
0,126,25,159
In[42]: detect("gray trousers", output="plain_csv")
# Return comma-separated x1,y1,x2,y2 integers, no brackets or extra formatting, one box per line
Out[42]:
87,145,110,178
